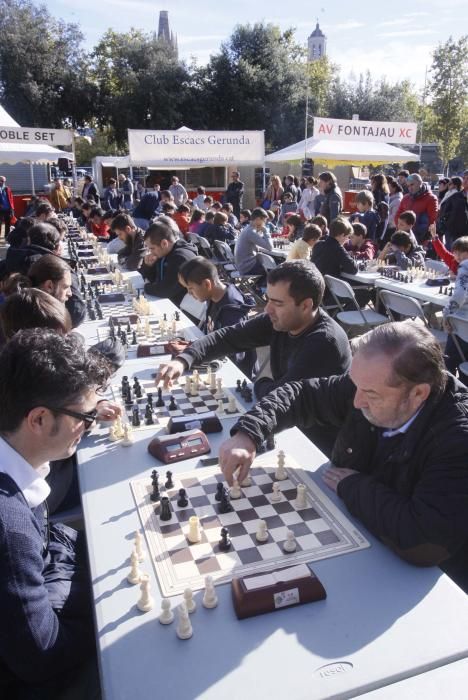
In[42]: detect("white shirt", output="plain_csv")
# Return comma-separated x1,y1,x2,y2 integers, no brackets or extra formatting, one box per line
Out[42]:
0,436,50,508
382,406,424,438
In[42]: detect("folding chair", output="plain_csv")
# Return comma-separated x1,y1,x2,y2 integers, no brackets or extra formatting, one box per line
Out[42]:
188,234,213,260
379,290,447,346
324,274,388,335
446,314,468,376
212,240,266,306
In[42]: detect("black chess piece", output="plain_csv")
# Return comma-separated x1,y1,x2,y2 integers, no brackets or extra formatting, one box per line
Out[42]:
147,393,153,408
88,309,96,321
126,321,131,333
156,387,165,408
96,306,103,320
131,330,137,345
121,376,129,395
235,379,242,393
144,403,154,425
132,404,141,427
219,527,232,551
159,496,172,521
175,311,180,321
165,471,174,489
439,286,443,295
215,482,225,502
168,396,177,411
150,473,160,502
218,490,233,514
163,313,167,322
177,488,188,507
133,379,142,399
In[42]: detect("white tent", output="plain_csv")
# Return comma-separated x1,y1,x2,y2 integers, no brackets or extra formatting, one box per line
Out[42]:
265,137,418,166
0,105,74,165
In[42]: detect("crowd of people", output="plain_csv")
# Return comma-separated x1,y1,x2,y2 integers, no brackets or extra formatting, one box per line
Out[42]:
0,162,467,699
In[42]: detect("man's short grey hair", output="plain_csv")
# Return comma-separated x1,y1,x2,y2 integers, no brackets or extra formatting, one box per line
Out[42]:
353,320,446,396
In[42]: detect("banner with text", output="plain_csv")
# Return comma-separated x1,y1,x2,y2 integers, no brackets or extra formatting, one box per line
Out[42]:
128,130,265,166
313,118,417,144
0,126,73,146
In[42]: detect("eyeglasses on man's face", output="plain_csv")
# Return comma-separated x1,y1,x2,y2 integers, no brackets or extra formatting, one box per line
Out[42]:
43,406,98,430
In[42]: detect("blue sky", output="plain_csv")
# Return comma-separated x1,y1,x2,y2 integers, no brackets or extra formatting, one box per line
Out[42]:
46,0,464,89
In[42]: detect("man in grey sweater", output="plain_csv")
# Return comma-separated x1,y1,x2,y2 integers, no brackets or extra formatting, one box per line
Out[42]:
234,207,274,275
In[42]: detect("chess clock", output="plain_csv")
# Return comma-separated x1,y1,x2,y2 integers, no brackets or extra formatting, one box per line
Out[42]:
148,429,211,464
167,412,222,435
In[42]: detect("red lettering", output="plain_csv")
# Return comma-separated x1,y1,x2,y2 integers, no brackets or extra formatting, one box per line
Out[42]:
399,128,411,138
326,125,333,134
318,124,326,134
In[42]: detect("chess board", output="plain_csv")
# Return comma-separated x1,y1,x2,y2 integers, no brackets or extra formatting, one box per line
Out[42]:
130,453,370,596
85,300,138,322
97,316,184,353
111,366,245,430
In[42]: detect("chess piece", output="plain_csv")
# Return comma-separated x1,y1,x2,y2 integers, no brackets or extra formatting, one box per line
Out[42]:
202,575,218,609
215,482,225,502
218,489,233,514
159,598,174,625
214,378,224,400
184,375,191,394
109,422,119,442
270,482,281,503
159,496,172,521
295,484,307,509
134,530,145,562
229,479,242,499
168,396,178,411
217,399,225,414
256,520,269,543
145,319,151,337
226,394,237,414
210,371,217,391
187,515,201,543
240,475,252,487
156,387,165,408
121,424,134,446
183,587,196,613
189,376,198,396
177,488,188,507
127,549,142,584
165,471,174,489
144,403,154,425
283,529,297,553
176,602,193,639
137,574,154,612
235,379,242,393
114,416,125,438
275,451,287,480
219,527,232,551
131,330,138,345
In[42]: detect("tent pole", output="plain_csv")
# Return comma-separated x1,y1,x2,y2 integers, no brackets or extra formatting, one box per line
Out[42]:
71,133,78,196
29,161,36,196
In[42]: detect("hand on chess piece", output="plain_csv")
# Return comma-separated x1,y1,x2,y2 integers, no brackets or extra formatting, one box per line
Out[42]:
96,400,122,422
155,359,187,388
219,431,257,485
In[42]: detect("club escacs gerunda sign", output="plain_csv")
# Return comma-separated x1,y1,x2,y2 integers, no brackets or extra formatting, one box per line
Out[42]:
313,117,417,144
128,129,265,166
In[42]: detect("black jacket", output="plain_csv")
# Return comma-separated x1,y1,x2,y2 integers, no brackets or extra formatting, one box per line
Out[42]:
444,191,468,244
117,228,146,271
133,192,160,221
233,372,468,584
312,236,358,305
140,238,197,306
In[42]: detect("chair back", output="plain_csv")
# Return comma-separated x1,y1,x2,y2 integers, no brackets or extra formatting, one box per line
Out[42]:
256,252,277,272
324,275,358,303
213,240,234,263
379,290,426,322
447,315,468,344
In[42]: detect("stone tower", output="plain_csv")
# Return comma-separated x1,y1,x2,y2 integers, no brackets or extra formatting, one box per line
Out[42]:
157,10,178,55
308,22,327,62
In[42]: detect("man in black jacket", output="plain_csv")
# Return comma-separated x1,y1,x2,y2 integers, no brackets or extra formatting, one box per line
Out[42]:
111,212,146,271
312,216,358,305
219,320,468,591
139,218,197,306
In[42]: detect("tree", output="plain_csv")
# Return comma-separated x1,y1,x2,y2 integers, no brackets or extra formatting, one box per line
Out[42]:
0,0,94,127
202,23,308,150
91,29,191,146
428,35,468,168
74,130,127,166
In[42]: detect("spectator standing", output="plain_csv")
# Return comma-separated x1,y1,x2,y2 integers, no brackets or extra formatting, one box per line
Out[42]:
350,191,380,241
263,175,284,208
318,171,343,225
395,173,438,243
282,175,299,202
371,173,390,207
298,176,319,220
397,169,410,194
442,175,468,249
81,175,100,204
102,178,121,211
225,171,244,219
169,176,188,206
0,176,15,238
193,187,207,210
118,174,134,210
49,178,70,212
387,179,403,235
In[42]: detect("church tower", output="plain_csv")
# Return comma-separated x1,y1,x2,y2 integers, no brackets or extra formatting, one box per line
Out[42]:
308,22,327,62
157,10,178,55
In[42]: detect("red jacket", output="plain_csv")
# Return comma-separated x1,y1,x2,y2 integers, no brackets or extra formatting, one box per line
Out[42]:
432,237,458,274
395,185,438,240
345,239,377,261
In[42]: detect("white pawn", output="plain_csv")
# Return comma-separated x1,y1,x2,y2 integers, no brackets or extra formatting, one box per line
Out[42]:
275,451,287,480
256,519,269,543
183,587,196,613
217,399,225,415
202,575,218,609
226,394,237,414
283,529,297,553
295,484,307,509
184,375,191,394
127,549,142,585
114,416,125,438
206,367,212,387
137,574,154,612
229,479,242,499
240,474,252,487
145,319,151,337
214,377,224,400
171,319,177,335
176,602,193,640
187,515,201,544
121,424,134,447
134,530,145,562
270,482,281,503
159,598,174,625
190,376,198,396
108,423,119,442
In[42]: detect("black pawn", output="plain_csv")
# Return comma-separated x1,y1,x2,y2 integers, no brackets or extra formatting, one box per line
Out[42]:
131,330,137,345
219,527,232,551
168,396,177,411
215,482,225,502
147,392,153,408
159,496,172,521
125,385,132,406
150,473,160,502
235,379,242,393
175,311,180,321
134,379,142,399
156,387,165,408
121,376,129,396
144,403,154,425
177,488,188,507
132,404,140,427
218,490,233,514
126,321,131,333
165,471,174,489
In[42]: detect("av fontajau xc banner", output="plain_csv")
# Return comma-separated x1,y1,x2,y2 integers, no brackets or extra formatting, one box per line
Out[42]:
313,118,417,144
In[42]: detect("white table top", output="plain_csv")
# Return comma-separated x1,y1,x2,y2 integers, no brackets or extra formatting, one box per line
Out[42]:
374,276,451,307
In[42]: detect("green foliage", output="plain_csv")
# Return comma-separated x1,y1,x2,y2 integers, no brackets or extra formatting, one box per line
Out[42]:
428,35,468,167
0,0,94,127
74,131,126,165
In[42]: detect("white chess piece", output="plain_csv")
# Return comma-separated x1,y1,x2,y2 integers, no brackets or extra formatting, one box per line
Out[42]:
256,520,269,543
275,451,287,480
210,371,217,391
295,484,307,509
226,394,237,414
171,319,177,335
206,367,212,387
229,479,242,499
183,587,196,613
187,516,201,543
134,530,145,562
214,378,224,400
114,416,125,438
145,319,151,337
176,602,193,639
159,598,174,625
184,375,191,394
217,399,224,414
240,475,252,487
137,574,154,612
190,375,198,396
121,424,134,447
202,575,218,609
127,549,142,584
108,423,119,442
270,482,281,503
283,529,297,553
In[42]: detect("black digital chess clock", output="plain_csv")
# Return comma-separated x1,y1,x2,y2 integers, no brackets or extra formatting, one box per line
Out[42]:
148,429,211,464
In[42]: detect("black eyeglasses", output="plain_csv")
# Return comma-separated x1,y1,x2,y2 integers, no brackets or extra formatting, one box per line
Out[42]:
44,406,98,430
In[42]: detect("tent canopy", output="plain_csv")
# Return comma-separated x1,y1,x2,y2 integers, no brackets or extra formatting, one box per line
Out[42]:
265,138,418,167
0,105,74,164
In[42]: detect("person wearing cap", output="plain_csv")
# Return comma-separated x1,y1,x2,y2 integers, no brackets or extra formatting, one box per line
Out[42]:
394,173,438,243
225,171,244,219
